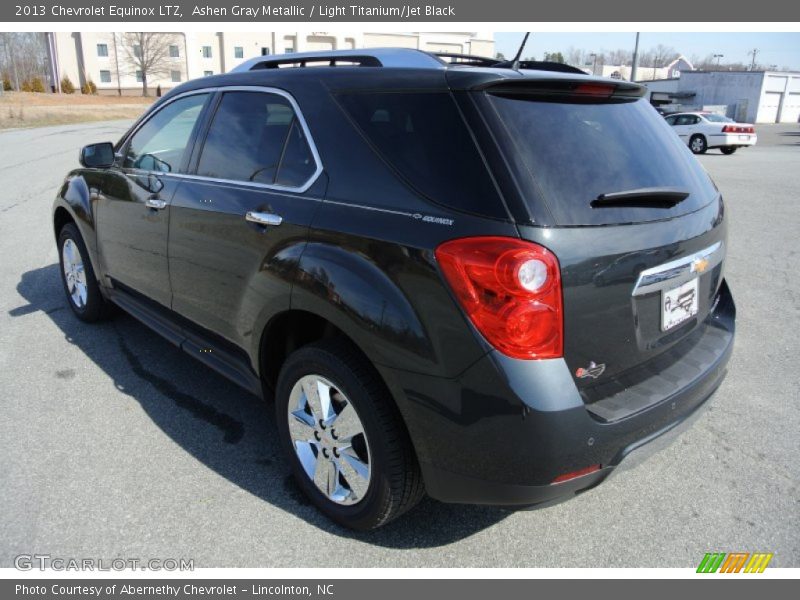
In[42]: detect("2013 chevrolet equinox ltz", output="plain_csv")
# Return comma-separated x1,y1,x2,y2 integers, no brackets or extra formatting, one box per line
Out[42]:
53,49,735,530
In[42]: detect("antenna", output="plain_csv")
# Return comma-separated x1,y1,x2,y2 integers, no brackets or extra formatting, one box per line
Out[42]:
494,32,530,70
511,32,530,70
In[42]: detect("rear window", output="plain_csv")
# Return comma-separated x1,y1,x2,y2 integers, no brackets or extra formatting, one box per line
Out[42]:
487,95,718,226
336,92,506,219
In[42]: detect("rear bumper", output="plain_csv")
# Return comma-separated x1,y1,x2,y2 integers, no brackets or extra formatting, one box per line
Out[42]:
379,280,735,507
709,133,757,147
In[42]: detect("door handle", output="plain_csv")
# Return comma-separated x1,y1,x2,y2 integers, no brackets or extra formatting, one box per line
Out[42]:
146,197,167,210
246,211,282,227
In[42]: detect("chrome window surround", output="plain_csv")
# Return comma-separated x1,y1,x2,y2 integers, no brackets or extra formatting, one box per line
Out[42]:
119,86,324,195
632,241,724,297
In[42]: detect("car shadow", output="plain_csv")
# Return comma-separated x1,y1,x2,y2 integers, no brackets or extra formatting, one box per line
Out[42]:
10,263,509,548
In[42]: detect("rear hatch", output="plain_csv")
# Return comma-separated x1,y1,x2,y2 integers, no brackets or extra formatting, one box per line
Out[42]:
470,78,727,391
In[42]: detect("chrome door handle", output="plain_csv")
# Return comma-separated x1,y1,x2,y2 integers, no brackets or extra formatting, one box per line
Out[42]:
246,211,282,227
146,197,167,210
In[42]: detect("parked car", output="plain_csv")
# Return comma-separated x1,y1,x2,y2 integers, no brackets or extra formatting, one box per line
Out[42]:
53,49,735,530
665,111,757,154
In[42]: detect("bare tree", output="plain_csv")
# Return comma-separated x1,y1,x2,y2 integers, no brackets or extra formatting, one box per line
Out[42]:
606,48,632,66
0,32,48,90
119,32,176,96
565,46,584,67
650,44,678,69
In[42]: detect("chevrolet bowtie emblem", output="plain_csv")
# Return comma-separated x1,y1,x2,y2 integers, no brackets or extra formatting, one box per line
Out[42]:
692,257,710,273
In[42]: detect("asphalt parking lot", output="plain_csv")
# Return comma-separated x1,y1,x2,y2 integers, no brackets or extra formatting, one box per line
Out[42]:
0,120,798,568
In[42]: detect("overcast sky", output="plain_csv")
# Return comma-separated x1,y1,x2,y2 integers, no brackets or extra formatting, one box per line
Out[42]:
494,32,800,70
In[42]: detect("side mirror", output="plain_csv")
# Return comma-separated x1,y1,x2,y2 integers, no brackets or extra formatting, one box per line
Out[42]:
79,142,115,168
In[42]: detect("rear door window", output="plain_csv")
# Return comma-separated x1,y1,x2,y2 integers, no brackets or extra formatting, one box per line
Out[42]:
485,95,718,226
196,90,317,188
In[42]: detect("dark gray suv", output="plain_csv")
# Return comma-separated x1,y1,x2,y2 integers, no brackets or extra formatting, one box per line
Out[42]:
53,49,735,530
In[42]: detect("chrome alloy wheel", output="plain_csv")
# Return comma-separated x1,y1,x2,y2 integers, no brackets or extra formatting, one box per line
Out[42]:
287,374,371,505
62,239,88,309
690,136,705,153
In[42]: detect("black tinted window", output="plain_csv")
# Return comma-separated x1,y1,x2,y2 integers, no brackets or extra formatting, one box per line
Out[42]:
197,91,313,186
276,120,316,187
337,92,503,217
124,93,208,172
487,96,717,226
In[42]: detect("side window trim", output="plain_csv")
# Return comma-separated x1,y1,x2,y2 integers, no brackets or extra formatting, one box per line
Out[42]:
116,89,213,175
186,85,323,194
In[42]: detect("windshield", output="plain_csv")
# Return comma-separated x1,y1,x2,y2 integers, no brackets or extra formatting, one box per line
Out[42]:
485,94,719,226
703,113,734,123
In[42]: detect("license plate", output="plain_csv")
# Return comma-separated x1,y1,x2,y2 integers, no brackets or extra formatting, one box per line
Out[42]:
739,135,750,141
662,278,699,331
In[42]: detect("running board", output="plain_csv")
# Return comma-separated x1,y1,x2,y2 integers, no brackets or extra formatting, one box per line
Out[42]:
108,288,264,399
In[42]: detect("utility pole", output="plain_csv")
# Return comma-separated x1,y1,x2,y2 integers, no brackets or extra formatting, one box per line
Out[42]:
713,53,723,67
44,32,60,93
112,32,122,96
748,48,759,71
631,32,640,82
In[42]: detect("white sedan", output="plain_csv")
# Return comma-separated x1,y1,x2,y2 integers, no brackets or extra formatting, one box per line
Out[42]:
665,112,757,155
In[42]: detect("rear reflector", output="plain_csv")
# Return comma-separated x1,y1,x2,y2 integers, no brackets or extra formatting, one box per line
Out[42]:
435,237,563,359
552,464,601,483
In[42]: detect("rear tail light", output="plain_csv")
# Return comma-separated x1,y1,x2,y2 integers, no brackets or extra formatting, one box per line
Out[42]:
435,237,563,359
722,125,755,134
552,464,602,484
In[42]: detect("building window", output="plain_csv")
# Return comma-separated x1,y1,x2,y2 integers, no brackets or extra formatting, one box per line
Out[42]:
170,70,181,82
97,43,108,57
204,70,213,77
202,46,212,58
261,47,271,56
135,71,143,83
285,47,295,54
99,70,111,83
234,46,244,59
133,44,142,58
169,45,180,58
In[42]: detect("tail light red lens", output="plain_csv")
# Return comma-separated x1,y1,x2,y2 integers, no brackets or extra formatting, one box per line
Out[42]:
722,125,755,134
435,237,563,359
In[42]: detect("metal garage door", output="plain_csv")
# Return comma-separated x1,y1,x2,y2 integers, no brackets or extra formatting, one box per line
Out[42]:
759,92,782,123
780,93,800,123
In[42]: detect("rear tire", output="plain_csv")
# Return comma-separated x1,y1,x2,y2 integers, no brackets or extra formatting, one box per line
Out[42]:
690,135,708,154
720,146,737,155
275,339,424,530
58,223,114,322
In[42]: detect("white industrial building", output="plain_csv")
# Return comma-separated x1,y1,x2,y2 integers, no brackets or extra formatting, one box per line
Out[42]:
47,31,494,95
640,70,800,123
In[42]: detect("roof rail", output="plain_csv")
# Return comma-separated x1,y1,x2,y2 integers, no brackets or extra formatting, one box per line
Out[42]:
434,52,589,75
517,61,589,75
231,48,445,73
434,53,498,67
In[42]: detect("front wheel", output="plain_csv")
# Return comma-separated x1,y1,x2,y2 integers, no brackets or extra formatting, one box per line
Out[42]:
720,146,737,155
58,223,114,322
690,135,708,154
275,339,424,530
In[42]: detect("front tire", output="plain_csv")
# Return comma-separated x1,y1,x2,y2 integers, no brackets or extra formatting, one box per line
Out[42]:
275,339,424,530
58,223,113,322
690,134,708,154
720,146,737,155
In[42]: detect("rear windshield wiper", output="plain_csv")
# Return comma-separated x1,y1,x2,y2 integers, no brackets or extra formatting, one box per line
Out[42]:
591,187,690,209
